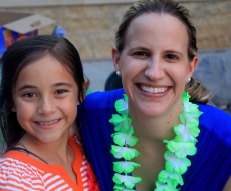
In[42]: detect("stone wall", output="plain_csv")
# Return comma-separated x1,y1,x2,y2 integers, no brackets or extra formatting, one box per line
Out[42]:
0,1,231,61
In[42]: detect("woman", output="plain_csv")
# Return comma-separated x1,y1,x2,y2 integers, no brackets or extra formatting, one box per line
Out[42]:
77,0,231,190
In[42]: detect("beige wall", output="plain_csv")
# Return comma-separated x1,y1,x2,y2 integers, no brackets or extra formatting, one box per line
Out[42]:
0,1,230,61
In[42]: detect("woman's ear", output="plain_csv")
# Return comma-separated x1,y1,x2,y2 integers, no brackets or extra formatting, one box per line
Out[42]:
112,46,121,72
188,55,198,79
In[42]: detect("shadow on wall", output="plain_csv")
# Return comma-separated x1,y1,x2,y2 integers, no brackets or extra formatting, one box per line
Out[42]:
104,49,231,115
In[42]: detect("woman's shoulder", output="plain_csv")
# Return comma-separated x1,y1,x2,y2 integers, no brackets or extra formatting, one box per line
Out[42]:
84,88,125,109
197,103,231,147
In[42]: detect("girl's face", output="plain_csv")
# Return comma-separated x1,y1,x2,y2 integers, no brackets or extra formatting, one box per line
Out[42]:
12,54,79,144
112,13,198,119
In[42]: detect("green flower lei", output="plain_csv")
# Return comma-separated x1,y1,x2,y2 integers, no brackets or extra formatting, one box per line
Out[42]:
109,91,203,191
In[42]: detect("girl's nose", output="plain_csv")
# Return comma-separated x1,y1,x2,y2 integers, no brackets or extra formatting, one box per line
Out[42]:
37,96,55,115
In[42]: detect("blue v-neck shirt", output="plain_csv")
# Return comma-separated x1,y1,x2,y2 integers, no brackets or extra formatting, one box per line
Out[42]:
77,88,231,191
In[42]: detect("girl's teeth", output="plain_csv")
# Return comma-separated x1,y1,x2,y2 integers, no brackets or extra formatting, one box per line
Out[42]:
141,85,167,93
38,119,58,125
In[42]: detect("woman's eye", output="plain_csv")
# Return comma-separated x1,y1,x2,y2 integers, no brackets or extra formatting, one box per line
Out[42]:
134,51,149,57
23,93,35,98
165,54,177,60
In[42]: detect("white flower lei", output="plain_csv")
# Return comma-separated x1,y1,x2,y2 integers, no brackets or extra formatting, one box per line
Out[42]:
109,91,202,191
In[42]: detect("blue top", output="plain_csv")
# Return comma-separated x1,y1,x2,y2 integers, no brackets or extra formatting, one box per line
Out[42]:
77,88,231,191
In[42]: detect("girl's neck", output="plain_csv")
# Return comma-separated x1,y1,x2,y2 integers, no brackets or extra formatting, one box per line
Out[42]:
18,133,72,165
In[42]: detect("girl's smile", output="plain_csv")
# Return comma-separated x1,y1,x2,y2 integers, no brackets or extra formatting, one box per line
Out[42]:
35,119,59,126
34,118,61,130
12,54,79,144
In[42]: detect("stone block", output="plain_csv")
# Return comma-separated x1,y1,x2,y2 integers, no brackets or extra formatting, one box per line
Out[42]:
109,4,131,30
61,5,110,32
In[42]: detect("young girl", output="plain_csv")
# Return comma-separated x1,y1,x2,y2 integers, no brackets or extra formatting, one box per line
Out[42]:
0,35,99,190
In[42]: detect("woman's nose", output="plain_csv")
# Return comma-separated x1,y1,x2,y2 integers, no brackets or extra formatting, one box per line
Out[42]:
144,57,165,81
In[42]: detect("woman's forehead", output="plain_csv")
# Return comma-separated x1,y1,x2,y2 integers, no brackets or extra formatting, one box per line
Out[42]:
124,13,189,52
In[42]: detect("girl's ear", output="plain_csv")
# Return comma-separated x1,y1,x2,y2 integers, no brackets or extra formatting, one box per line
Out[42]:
11,105,16,112
78,78,90,104
84,78,90,92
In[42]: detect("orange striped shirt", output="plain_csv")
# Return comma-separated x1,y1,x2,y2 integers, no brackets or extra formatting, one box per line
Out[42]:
0,136,99,191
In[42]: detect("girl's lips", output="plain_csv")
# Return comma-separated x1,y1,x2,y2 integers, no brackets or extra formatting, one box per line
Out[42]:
36,119,59,125
34,119,61,130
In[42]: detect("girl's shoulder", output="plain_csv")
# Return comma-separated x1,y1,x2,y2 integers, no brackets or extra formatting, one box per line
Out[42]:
0,150,80,190
0,153,46,190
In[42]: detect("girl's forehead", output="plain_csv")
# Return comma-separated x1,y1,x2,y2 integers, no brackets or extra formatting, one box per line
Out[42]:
16,55,75,85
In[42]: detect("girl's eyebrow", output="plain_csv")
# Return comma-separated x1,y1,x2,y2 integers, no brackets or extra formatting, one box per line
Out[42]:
18,85,36,92
17,82,72,92
53,82,72,87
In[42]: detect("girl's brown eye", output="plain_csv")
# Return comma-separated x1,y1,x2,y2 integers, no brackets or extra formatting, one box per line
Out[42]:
55,89,68,94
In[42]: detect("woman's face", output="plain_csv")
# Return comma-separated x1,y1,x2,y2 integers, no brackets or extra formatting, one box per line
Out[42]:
112,13,198,118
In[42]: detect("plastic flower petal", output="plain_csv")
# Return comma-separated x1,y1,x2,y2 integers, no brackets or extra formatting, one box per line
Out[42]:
113,161,140,174
182,91,190,103
165,140,197,158
158,170,184,188
109,114,125,124
155,180,180,191
109,114,132,132
112,132,138,147
164,151,191,174
115,94,129,114
174,124,195,142
113,173,142,189
111,145,140,160
113,184,136,191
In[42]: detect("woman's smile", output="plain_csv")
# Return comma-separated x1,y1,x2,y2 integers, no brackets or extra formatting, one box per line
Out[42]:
139,85,168,94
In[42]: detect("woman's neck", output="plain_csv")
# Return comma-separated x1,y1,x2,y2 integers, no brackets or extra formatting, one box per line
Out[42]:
129,102,183,142
128,99,184,190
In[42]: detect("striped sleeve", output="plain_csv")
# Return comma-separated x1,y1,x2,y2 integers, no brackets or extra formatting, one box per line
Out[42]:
0,158,73,191
74,136,99,191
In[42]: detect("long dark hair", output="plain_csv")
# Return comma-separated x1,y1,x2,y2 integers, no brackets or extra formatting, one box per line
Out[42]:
0,35,85,149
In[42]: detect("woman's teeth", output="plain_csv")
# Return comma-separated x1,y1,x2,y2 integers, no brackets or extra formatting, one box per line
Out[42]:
140,85,167,93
